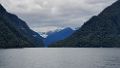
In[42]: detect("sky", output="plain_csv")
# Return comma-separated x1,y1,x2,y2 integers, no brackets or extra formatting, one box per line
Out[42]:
0,0,117,32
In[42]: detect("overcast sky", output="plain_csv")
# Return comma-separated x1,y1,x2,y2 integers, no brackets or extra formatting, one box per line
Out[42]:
0,0,117,32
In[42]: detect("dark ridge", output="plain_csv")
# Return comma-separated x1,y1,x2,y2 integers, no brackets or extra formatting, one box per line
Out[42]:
50,0,120,47
0,4,6,15
0,4,44,48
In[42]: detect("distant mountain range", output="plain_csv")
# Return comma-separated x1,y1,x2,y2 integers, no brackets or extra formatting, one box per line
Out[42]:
0,4,44,48
51,0,120,47
42,27,75,47
1,0,120,48
39,28,65,38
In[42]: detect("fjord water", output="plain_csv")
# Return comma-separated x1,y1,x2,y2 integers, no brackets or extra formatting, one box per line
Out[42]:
0,48,120,68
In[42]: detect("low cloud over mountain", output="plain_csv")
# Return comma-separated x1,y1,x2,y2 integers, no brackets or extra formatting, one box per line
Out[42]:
0,0,117,32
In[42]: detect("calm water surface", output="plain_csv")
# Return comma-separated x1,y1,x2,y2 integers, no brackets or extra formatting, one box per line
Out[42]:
0,48,120,68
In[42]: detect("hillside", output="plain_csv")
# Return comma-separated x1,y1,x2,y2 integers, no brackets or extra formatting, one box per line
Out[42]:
50,0,120,47
0,4,44,48
44,27,75,46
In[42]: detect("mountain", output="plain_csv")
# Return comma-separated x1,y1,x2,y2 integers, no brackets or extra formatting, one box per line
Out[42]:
50,0,120,47
0,4,44,48
39,28,64,38
39,32,49,38
44,27,75,47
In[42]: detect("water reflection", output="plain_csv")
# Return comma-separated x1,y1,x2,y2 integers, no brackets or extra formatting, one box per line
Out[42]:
0,48,120,68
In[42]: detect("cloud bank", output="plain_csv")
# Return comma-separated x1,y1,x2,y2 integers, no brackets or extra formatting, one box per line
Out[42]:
0,0,117,32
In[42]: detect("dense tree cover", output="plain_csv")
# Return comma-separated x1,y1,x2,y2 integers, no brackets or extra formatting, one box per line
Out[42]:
50,0,120,47
0,4,44,48
0,17,33,48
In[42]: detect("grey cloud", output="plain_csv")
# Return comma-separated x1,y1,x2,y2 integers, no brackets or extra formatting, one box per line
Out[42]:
86,0,115,4
16,5,28,9
0,0,117,32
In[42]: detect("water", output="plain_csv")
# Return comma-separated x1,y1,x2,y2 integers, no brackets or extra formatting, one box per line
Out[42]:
0,48,120,68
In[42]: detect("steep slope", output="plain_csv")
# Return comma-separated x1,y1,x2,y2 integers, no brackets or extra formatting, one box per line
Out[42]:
0,16,33,48
44,27,75,46
50,0,120,47
0,4,44,48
